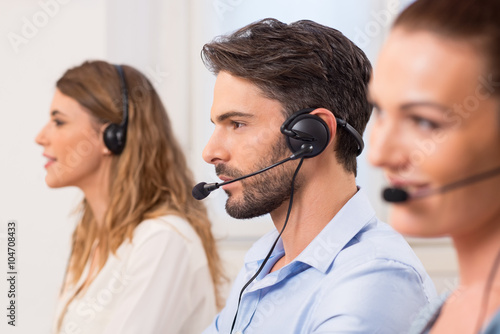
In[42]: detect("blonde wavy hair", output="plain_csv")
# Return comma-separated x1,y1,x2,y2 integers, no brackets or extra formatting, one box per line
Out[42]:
55,60,224,327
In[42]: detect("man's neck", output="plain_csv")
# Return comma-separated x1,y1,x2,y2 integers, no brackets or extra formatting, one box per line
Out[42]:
269,158,357,272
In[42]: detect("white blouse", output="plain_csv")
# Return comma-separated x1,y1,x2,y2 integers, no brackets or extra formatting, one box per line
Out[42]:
54,215,216,334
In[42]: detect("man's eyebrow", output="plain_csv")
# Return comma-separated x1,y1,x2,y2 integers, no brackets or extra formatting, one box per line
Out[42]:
400,101,449,112
211,111,254,123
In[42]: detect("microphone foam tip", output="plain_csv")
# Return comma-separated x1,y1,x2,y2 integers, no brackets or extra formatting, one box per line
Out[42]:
382,188,409,203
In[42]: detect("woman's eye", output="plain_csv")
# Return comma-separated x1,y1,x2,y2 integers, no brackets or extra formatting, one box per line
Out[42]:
53,119,65,127
411,116,439,131
372,106,386,121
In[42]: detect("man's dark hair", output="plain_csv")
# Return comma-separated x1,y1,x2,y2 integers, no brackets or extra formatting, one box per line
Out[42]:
201,18,372,175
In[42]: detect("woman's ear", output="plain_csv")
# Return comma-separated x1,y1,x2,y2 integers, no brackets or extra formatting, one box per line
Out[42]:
99,123,113,156
310,108,337,147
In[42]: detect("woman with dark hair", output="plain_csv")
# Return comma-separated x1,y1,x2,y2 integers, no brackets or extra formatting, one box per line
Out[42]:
369,0,500,333
36,60,224,333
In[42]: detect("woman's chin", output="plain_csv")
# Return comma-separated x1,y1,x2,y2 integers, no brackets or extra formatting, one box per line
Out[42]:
389,206,447,238
45,176,67,189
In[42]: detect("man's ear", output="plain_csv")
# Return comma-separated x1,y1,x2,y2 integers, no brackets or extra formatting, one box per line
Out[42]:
310,108,337,147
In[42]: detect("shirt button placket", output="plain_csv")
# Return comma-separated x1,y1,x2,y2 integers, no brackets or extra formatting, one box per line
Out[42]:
233,289,261,334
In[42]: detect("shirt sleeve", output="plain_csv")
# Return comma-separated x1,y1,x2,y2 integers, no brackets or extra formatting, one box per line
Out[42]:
101,225,211,334
310,258,430,334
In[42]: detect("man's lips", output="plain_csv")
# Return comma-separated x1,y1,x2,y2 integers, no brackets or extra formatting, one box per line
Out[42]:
217,174,245,191
217,175,233,183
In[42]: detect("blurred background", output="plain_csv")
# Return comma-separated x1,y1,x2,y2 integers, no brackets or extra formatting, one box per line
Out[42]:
0,1,457,333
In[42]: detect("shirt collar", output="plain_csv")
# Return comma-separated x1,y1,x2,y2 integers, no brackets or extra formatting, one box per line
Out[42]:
244,188,376,274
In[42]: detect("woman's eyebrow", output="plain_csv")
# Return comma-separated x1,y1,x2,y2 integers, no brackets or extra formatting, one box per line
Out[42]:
400,101,449,112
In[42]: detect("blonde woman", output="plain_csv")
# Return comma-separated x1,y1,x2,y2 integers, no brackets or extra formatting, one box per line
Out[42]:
36,60,223,334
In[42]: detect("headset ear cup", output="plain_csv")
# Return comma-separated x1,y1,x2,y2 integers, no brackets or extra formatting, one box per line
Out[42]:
283,114,330,158
103,123,125,155
105,64,129,156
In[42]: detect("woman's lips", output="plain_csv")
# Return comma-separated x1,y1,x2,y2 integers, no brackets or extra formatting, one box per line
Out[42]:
387,175,431,195
43,154,57,169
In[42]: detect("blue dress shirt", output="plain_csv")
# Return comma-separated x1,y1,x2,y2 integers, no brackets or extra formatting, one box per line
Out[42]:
204,188,437,334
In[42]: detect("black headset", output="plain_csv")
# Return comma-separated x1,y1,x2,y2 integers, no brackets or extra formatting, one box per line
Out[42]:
103,64,129,155
280,108,364,157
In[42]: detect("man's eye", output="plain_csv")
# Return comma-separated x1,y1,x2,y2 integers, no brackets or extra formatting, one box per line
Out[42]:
231,121,245,129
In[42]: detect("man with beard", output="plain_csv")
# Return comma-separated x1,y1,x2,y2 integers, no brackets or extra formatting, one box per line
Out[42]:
200,18,436,334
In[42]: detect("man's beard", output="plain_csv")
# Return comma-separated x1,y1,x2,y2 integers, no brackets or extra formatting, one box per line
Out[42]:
216,140,302,219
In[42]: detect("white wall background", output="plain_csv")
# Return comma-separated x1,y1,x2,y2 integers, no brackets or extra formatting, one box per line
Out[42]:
0,1,456,333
